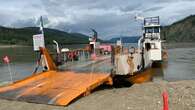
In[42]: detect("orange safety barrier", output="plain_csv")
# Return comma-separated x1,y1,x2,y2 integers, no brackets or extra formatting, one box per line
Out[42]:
162,91,169,110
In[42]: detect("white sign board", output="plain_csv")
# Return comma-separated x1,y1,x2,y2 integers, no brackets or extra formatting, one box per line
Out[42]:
95,42,100,49
116,40,122,46
33,34,45,51
89,41,100,49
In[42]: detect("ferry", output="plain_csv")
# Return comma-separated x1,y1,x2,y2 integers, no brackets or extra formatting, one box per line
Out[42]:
111,16,166,83
0,16,168,106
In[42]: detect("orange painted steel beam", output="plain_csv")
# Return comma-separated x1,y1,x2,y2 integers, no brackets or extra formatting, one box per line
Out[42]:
39,47,57,70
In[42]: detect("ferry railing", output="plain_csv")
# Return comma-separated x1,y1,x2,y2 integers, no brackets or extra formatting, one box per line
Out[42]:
0,46,112,86
0,61,37,86
0,46,42,85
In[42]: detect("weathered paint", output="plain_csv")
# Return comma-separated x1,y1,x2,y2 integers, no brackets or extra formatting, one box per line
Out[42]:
0,71,112,106
128,68,154,84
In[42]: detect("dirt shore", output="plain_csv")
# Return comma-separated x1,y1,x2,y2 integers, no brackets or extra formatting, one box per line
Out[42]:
0,80,194,110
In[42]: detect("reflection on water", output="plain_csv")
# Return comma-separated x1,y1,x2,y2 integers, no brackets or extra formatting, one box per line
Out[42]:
163,48,195,81
0,46,36,63
0,47,36,83
151,47,195,82
0,44,195,84
0,63,36,82
0,45,86,83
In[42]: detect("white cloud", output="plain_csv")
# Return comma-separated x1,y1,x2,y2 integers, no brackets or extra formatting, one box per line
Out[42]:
0,0,195,39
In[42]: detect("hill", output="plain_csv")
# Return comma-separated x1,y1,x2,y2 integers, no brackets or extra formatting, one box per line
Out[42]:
161,15,195,42
0,26,90,45
106,36,140,43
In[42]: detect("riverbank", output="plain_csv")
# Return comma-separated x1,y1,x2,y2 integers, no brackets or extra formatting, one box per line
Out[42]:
0,80,194,110
0,45,29,48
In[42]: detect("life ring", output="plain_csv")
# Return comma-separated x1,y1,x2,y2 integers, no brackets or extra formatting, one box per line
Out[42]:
129,46,136,54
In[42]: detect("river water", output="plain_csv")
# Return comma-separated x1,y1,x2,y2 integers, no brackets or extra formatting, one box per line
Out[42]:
163,47,195,81
0,43,195,84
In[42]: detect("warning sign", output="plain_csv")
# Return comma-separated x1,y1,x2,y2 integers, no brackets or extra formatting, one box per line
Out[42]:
33,34,45,51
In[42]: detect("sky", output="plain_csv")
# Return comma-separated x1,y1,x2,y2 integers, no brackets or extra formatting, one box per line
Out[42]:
0,0,195,39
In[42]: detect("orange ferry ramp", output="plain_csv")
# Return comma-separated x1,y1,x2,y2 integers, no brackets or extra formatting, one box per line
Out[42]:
0,48,112,106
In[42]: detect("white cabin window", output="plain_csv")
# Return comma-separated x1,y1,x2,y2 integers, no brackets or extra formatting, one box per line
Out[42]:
153,27,160,33
145,27,160,33
145,28,153,33
151,43,155,49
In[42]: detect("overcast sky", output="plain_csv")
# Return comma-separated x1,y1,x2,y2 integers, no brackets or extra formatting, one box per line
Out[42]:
0,0,195,39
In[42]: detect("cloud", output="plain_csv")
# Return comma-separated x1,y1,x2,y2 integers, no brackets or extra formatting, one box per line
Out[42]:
0,0,195,39
11,18,37,28
143,6,164,13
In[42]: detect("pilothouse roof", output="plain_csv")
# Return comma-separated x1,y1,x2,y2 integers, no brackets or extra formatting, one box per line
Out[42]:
144,16,160,27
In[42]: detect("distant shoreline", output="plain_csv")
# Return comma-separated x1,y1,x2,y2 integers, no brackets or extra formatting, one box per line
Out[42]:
0,45,30,48
0,42,195,49
164,42,195,49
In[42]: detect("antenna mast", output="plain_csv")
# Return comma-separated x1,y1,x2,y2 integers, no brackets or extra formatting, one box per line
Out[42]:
40,16,44,35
